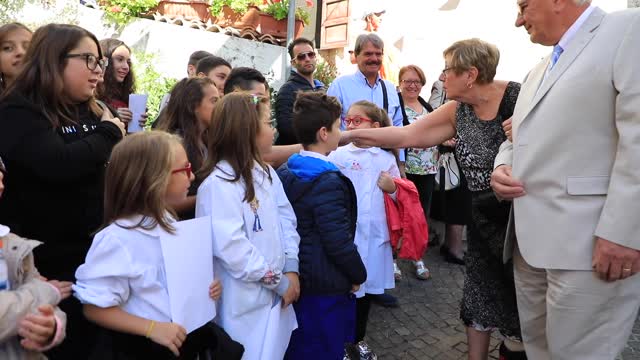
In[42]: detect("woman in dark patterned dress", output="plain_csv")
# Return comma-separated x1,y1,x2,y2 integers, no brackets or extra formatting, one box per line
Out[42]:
342,38,525,360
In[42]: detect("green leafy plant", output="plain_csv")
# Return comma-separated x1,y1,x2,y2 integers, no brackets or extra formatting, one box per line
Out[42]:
314,58,337,87
102,0,158,25
132,51,178,124
210,0,259,17
261,0,313,25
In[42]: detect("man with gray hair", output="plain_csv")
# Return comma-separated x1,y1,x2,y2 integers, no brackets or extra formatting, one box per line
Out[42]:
328,33,405,167
491,0,640,358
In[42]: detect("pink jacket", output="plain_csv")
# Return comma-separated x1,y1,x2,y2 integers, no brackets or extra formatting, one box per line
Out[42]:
383,179,429,261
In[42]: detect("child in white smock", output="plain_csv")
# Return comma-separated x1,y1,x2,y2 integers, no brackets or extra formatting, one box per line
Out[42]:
329,100,400,346
196,93,300,360
73,132,223,359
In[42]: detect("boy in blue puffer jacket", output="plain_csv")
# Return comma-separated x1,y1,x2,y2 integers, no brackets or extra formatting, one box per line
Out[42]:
277,92,366,360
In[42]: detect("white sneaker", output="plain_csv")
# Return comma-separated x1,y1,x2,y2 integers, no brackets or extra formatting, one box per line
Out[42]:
356,341,378,360
393,261,402,280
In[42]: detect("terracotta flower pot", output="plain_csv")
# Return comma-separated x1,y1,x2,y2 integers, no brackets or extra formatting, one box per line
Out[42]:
233,5,260,29
215,5,242,27
156,0,211,22
258,13,304,39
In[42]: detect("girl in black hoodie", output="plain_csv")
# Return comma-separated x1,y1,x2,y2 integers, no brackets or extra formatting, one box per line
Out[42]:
0,24,125,359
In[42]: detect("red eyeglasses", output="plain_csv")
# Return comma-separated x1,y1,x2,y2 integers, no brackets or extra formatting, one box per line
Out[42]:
343,115,373,126
171,162,192,177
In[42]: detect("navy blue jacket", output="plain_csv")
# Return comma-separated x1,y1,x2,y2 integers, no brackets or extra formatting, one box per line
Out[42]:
274,71,325,145
277,154,366,295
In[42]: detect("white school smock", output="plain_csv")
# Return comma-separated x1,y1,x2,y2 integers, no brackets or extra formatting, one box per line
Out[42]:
73,216,172,322
329,144,398,297
196,161,299,360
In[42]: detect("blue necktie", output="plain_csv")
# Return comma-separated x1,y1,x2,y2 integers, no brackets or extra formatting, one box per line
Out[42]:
550,44,564,69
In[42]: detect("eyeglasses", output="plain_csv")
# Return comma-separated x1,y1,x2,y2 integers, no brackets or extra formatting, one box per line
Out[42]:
249,93,261,105
344,115,373,126
264,119,276,129
65,53,108,71
401,79,422,86
295,51,316,61
171,162,192,178
442,66,454,75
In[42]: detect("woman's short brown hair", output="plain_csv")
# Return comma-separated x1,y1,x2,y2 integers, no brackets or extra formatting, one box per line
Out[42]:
398,65,426,86
443,38,500,85
102,131,184,234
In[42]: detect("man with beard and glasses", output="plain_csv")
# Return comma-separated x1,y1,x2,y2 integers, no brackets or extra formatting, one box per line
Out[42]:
275,37,325,145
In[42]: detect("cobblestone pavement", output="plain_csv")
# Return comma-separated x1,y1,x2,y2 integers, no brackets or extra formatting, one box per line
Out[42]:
364,246,640,359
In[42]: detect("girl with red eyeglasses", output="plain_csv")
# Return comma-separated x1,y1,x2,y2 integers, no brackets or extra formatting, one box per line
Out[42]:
74,131,225,359
328,100,401,357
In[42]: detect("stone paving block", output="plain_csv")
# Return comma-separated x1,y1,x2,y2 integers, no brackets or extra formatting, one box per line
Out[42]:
365,250,640,359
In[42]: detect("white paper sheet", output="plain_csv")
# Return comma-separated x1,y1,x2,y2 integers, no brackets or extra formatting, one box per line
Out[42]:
127,94,148,133
160,216,215,333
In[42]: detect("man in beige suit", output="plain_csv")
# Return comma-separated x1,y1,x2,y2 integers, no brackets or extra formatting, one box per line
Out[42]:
491,0,640,359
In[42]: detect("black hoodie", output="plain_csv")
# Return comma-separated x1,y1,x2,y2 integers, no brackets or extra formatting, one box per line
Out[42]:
0,94,122,280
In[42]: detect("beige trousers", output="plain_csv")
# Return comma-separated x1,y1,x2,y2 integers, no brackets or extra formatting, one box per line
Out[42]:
513,245,640,360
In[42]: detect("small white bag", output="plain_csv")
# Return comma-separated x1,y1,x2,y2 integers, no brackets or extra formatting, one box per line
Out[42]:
435,152,461,191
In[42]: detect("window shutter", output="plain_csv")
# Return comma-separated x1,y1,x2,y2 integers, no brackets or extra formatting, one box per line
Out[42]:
317,0,350,49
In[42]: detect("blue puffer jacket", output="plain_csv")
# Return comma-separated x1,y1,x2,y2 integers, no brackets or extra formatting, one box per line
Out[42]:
277,154,367,295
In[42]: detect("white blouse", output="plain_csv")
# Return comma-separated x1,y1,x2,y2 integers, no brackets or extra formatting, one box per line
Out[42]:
73,216,172,322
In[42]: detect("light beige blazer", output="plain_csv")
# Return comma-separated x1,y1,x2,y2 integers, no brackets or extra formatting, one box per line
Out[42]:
495,8,640,270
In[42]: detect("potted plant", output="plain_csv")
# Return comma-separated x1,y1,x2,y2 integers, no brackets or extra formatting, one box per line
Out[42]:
156,0,212,22
210,0,261,28
258,0,313,38
101,0,159,24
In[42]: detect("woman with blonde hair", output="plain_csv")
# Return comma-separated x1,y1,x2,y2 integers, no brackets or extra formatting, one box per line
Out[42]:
342,38,526,360
397,64,436,280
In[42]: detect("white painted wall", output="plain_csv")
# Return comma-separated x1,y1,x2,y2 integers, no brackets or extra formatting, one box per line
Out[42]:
339,0,627,93
77,7,288,89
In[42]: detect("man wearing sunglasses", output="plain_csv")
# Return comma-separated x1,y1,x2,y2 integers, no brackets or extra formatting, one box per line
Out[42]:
275,37,325,146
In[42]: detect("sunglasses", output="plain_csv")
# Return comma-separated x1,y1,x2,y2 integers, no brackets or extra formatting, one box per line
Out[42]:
171,162,192,178
343,115,373,126
295,51,316,61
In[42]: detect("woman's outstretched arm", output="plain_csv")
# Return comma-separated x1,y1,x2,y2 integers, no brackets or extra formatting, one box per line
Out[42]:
341,101,458,149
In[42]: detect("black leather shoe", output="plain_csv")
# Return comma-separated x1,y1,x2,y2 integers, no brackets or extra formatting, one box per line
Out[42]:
499,342,527,360
368,293,399,308
441,246,465,265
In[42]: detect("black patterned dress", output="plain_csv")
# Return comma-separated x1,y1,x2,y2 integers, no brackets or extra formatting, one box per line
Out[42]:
455,81,522,339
